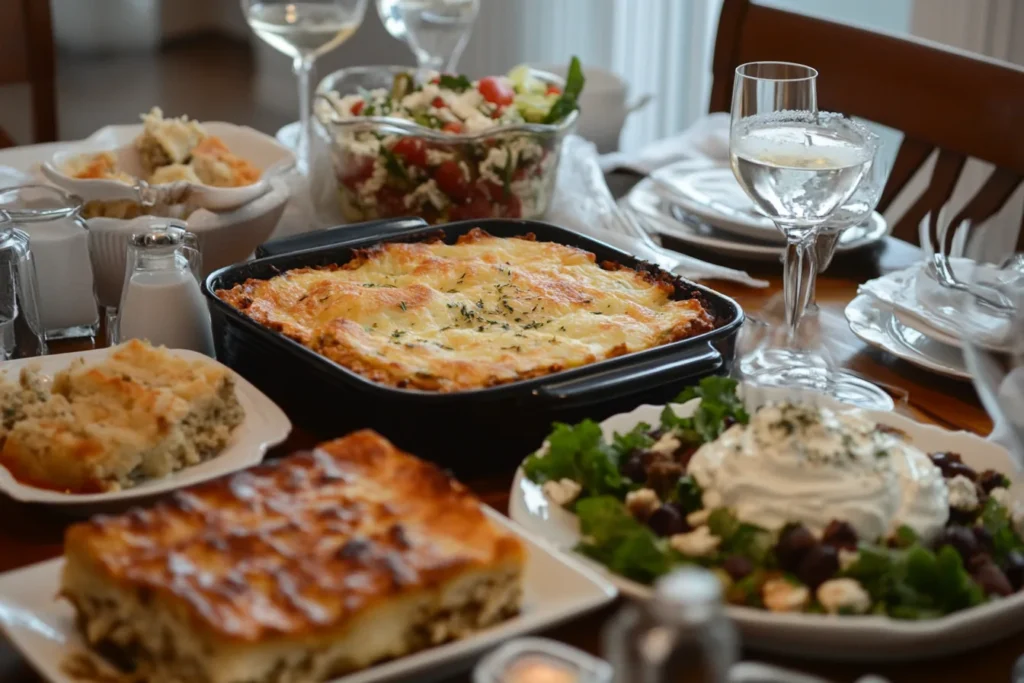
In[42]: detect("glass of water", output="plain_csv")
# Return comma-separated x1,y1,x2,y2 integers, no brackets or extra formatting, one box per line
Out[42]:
729,62,876,393
242,0,369,174
376,0,479,75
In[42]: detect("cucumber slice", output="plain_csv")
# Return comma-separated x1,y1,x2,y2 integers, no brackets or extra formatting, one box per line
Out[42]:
514,92,558,122
508,64,544,95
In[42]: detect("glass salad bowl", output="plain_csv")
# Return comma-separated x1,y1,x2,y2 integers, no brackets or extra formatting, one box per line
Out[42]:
313,63,581,225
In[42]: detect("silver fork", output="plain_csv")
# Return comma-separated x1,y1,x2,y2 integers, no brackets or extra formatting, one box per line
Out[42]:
923,215,1014,314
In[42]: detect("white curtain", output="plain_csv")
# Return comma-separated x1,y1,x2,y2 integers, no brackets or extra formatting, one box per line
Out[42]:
459,0,725,152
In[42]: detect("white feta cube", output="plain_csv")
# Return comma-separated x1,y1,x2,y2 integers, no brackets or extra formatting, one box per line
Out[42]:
542,478,582,507
669,526,721,558
948,474,979,511
762,578,810,613
817,578,871,615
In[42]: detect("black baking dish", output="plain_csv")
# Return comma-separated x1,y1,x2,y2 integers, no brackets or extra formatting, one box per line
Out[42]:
204,218,744,475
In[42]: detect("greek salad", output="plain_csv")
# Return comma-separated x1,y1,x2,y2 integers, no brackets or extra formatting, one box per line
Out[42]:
317,58,585,224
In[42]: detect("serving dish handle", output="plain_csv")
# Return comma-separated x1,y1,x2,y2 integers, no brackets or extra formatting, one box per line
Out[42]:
255,217,430,258
533,342,722,408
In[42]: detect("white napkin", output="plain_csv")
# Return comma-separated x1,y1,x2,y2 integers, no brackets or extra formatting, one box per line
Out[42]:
549,136,765,286
0,166,33,189
599,113,730,174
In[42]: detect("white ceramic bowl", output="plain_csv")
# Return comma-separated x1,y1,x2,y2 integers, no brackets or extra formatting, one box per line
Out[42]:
88,178,289,307
41,122,295,212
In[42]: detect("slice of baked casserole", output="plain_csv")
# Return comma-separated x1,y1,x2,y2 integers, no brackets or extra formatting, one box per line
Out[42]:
0,340,244,493
61,430,525,683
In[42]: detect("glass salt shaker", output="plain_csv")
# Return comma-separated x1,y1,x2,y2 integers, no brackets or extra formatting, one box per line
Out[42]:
115,223,214,355
603,568,738,683
0,185,98,342
0,205,45,360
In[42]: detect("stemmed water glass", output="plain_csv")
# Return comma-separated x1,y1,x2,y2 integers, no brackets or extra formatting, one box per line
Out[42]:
376,0,479,76
729,62,876,394
242,0,369,174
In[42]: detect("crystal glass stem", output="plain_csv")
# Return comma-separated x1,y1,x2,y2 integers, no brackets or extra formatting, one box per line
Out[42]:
294,55,315,175
783,231,819,340
808,227,843,309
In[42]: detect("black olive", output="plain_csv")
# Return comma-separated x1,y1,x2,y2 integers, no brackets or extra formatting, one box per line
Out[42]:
722,416,737,430
722,555,754,581
647,504,688,537
978,469,1010,494
796,544,839,589
930,452,963,466
775,525,818,573
971,557,1013,596
944,462,978,481
972,526,994,554
673,444,698,468
936,525,981,561
1004,551,1024,591
821,520,858,551
948,507,980,525
620,450,647,484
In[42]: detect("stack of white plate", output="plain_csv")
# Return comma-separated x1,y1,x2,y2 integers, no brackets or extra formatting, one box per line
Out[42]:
845,258,1011,381
624,160,891,261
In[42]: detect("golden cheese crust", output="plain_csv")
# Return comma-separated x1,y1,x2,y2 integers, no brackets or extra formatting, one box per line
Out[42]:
62,430,525,644
216,228,716,392
0,340,242,493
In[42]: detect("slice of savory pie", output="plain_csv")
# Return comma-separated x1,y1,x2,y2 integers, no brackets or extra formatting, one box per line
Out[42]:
61,430,525,683
0,340,244,493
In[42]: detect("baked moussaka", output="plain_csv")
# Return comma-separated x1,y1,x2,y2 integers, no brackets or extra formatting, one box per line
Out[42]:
60,430,525,683
216,228,716,392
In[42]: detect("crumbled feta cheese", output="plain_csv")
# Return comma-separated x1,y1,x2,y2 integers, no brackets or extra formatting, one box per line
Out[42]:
990,486,1013,508
651,432,682,456
401,84,440,110
542,478,582,507
762,578,810,613
686,508,711,527
625,488,660,519
838,548,860,571
463,112,495,134
448,89,484,120
948,474,979,511
425,148,455,165
669,526,721,557
702,489,723,510
343,133,381,158
458,161,471,182
817,578,871,615
480,147,509,185
404,179,448,209
356,163,387,205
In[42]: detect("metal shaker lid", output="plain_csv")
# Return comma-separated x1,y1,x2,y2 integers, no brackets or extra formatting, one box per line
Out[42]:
129,223,192,248
651,567,723,624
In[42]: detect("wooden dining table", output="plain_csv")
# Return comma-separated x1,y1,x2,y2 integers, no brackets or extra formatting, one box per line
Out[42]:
0,178,1012,682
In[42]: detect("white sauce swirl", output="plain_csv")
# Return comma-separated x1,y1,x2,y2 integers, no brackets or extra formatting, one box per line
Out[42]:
686,403,949,543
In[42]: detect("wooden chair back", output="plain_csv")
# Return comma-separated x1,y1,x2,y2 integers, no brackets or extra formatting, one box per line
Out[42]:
0,0,57,148
709,0,1024,246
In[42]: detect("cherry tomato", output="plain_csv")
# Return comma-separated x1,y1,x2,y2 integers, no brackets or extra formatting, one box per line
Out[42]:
479,181,505,202
490,107,504,120
376,186,409,217
451,196,493,221
390,137,427,167
502,194,522,218
350,100,365,115
442,121,464,134
430,76,441,84
478,76,515,106
434,161,468,201
546,84,562,96
432,97,447,109
513,166,527,182
341,155,374,189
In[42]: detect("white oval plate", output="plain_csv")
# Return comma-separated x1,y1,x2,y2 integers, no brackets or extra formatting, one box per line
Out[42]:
41,122,295,211
655,166,783,243
509,398,1024,661
627,177,889,262
0,347,291,508
845,294,970,381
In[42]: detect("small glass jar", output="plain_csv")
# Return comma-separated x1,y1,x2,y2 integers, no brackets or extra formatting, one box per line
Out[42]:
474,638,612,683
0,185,99,341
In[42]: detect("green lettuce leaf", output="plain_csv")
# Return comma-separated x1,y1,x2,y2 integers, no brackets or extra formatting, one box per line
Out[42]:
522,420,629,499
662,376,749,443
979,497,1024,563
575,496,673,583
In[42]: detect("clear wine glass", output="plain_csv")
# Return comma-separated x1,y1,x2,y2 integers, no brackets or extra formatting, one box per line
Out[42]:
729,62,876,393
243,0,369,174
963,258,1024,465
376,0,479,75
